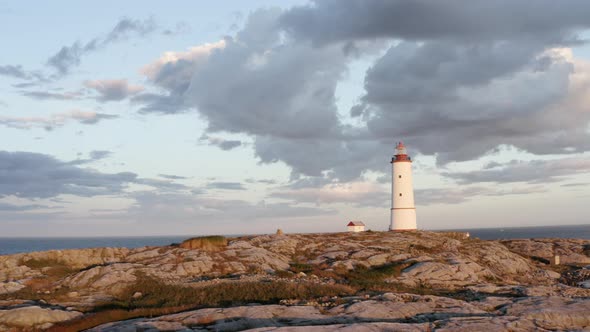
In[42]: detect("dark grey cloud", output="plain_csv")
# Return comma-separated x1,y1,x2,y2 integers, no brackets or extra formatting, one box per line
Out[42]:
255,135,388,181
218,140,242,150
0,202,59,211
89,150,111,160
47,40,97,75
0,151,137,198
136,40,226,113
77,113,118,125
0,110,118,130
444,157,590,184
46,17,158,75
159,174,188,180
131,92,189,114
279,1,590,167
245,178,277,185
69,150,112,165
281,0,590,45
139,4,590,187
200,134,242,151
561,182,590,187
0,151,188,199
104,17,157,43
20,90,81,100
0,65,28,79
356,40,590,164
207,182,246,190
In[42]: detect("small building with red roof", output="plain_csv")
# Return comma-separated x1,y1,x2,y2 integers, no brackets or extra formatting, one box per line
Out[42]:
347,221,365,232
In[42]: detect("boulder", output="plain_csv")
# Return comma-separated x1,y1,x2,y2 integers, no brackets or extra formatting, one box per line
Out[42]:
0,306,82,329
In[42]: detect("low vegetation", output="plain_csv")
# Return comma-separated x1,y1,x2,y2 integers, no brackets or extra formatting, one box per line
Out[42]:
48,273,354,331
179,235,227,251
19,257,75,278
339,262,414,292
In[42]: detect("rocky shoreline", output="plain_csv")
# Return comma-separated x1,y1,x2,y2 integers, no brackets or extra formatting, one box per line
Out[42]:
1,231,589,331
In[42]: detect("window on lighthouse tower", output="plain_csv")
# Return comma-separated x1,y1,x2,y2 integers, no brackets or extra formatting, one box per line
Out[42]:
399,193,402,196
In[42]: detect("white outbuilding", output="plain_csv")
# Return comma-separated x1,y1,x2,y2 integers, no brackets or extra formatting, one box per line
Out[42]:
347,221,366,232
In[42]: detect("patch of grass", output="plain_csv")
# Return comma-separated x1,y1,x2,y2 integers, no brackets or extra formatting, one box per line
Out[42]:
275,270,294,278
19,258,75,278
341,262,412,291
50,275,354,331
0,282,73,302
289,262,313,274
180,236,227,251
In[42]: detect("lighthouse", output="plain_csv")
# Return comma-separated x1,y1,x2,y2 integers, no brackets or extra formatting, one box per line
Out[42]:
389,142,417,231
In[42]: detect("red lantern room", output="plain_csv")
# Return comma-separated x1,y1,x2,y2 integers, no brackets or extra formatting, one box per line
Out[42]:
391,141,411,163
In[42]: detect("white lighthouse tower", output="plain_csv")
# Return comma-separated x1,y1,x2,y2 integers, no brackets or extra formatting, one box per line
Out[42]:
389,142,417,231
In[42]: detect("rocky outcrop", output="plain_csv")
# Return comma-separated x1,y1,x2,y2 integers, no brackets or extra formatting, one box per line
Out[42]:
180,236,228,251
1,231,590,330
87,293,590,331
0,306,82,331
502,238,590,264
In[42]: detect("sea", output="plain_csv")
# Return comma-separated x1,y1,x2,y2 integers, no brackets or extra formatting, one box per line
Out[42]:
0,224,589,256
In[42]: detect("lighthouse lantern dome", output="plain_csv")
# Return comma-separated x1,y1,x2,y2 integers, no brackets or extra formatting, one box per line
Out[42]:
396,142,407,155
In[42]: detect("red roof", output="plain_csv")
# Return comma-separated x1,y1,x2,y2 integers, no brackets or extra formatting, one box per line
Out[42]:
347,221,365,226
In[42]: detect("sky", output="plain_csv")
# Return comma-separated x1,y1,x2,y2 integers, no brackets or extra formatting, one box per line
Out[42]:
1,1,590,237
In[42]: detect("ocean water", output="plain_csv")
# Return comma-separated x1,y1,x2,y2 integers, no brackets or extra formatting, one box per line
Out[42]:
0,224,589,256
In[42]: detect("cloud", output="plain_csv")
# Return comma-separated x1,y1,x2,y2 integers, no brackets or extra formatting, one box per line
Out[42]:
200,134,242,151
272,181,388,207
47,17,158,75
245,178,277,185
142,40,225,92
0,150,194,199
89,150,111,160
279,2,590,167
444,156,590,184
84,79,143,101
132,40,226,113
104,16,157,43
416,185,547,205
0,202,59,211
131,92,189,114
135,178,189,191
126,191,335,224
280,0,590,45
0,151,137,198
0,65,28,79
207,182,246,190
158,174,188,180
0,110,118,130
20,90,82,100
354,45,590,165
138,4,590,186
69,150,112,165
